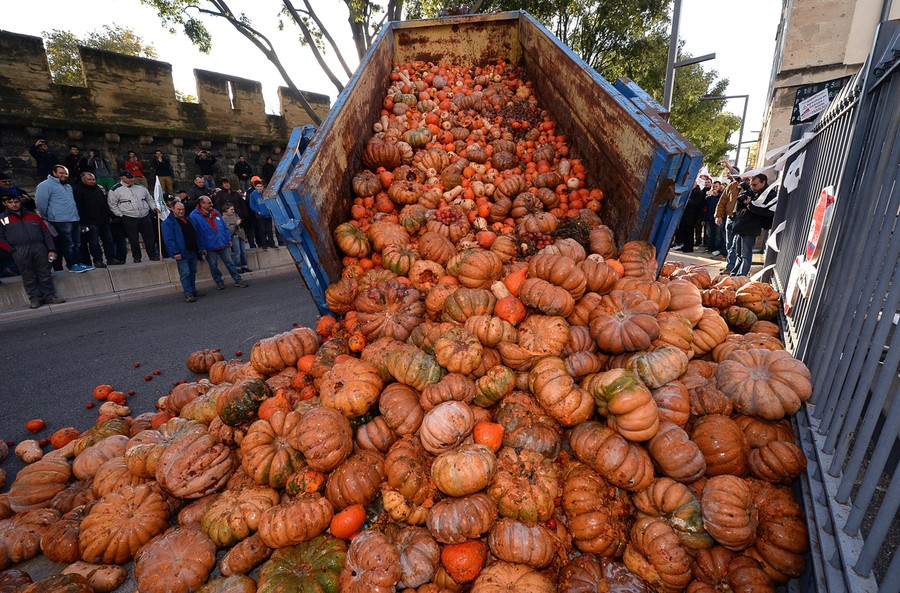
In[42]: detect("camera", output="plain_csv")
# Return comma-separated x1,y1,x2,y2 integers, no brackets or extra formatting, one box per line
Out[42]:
739,181,751,191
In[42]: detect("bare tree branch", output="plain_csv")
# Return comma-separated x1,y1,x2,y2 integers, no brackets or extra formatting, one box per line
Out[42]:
295,0,354,78
281,0,346,91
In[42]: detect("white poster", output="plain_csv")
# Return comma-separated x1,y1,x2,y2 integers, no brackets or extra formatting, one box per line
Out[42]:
798,88,831,121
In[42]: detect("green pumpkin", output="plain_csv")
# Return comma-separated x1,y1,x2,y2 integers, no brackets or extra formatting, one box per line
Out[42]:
442,288,497,324
180,389,225,425
72,418,130,456
474,365,516,407
627,345,690,389
393,93,418,107
402,127,433,148
721,305,759,333
257,535,347,593
386,344,445,391
196,575,257,593
217,378,273,426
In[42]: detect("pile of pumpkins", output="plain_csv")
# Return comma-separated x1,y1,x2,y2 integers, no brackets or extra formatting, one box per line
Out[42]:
0,60,812,593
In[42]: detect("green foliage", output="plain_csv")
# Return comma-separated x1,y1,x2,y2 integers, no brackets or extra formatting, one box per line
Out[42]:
42,24,156,86
43,25,157,86
175,90,199,103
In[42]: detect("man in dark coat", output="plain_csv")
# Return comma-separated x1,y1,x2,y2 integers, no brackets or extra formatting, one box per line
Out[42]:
675,176,709,253
64,146,90,182
195,150,218,190
213,178,249,220
731,173,777,276
186,176,211,212
74,172,122,267
28,139,59,179
162,200,204,302
233,155,254,192
151,150,175,195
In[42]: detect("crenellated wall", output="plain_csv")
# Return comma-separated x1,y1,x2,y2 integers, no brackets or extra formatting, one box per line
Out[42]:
0,30,331,191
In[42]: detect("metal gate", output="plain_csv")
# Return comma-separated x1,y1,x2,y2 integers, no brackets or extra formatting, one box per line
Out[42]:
766,20,900,593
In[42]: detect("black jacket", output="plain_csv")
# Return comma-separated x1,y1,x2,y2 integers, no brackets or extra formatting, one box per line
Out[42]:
732,186,777,237
152,156,174,177
73,183,112,226
214,190,249,219
234,161,253,181
65,154,90,179
29,146,59,178
185,185,211,213
195,155,217,176
262,162,276,185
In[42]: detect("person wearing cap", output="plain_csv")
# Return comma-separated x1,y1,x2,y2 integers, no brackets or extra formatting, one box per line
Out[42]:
715,163,743,273
189,196,248,290
162,200,204,302
151,150,175,196
74,172,122,268
0,193,66,308
35,165,93,273
108,171,160,263
249,178,276,250
234,155,254,193
0,173,35,212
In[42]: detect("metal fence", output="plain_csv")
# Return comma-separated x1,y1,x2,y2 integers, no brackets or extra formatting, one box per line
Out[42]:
766,20,900,593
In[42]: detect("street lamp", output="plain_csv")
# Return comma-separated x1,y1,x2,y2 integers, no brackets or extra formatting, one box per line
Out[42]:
700,94,749,170
663,0,716,112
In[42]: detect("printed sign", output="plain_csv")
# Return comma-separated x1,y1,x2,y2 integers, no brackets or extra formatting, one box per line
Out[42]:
790,76,851,125
797,89,830,122
806,186,836,263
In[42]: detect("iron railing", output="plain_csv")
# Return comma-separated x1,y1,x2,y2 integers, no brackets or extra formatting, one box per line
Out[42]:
766,19,900,593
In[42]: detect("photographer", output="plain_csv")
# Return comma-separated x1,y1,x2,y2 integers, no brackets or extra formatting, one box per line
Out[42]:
195,150,218,191
28,139,59,179
730,173,777,276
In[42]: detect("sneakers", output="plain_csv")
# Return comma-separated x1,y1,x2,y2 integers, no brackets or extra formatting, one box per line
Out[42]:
108,258,125,265
240,267,253,273
185,295,197,303
134,258,142,264
711,251,721,257
216,284,226,291
93,261,108,269
29,299,42,309
720,267,732,274
192,291,206,297
68,263,92,273
234,282,249,288
149,256,161,261
43,296,66,305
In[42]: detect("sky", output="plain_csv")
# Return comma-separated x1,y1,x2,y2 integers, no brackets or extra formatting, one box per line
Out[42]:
5,0,781,169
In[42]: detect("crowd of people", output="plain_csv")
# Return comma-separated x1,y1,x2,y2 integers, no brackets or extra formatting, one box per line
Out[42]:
673,160,777,276
1,142,284,308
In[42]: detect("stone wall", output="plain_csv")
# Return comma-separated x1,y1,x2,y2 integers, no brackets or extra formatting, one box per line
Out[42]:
0,30,331,192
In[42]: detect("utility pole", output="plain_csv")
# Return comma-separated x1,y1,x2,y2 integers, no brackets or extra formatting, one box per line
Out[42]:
663,0,682,112
700,95,749,170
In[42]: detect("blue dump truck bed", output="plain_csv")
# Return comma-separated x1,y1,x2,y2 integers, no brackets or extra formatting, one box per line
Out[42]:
262,11,703,313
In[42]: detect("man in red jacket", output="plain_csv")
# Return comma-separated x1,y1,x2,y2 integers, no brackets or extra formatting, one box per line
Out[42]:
0,194,65,308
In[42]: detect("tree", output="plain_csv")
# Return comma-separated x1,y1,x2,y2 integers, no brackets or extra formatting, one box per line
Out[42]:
140,0,403,125
43,25,157,86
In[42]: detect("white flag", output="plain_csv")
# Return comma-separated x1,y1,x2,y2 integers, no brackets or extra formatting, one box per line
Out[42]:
154,177,169,221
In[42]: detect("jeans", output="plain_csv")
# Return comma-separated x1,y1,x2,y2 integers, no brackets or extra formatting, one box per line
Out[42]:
231,236,248,267
725,217,737,270
239,179,251,193
255,217,275,248
53,221,83,269
705,217,723,252
206,248,243,286
732,234,757,276
86,224,115,264
175,252,199,297
203,175,216,191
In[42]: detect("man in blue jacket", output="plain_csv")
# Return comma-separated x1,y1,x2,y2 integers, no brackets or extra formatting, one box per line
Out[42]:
162,201,204,302
249,178,276,249
189,196,248,291
35,165,93,273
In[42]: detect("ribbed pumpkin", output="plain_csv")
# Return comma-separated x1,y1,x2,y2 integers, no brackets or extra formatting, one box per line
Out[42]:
568,421,654,491
320,358,384,418
650,381,691,428
488,447,558,523
666,279,704,326
529,356,595,427
721,305,758,333
433,327,484,375
432,444,497,497
201,486,280,547
134,526,217,593
240,410,306,488
257,494,334,549
735,282,781,321
187,349,225,374
589,290,661,354
632,477,713,550
339,530,402,593
561,459,632,557
627,345,690,389
79,484,170,564
647,422,706,483
581,369,659,442
256,535,347,593
488,518,559,568
387,344,445,391
691,414,750,477
334,222,371,258
622,516,692,593
700,476,758,551
419,401,475,455
249,327,319,376
426,492,498,544
8,456,71,512
716,349,813,420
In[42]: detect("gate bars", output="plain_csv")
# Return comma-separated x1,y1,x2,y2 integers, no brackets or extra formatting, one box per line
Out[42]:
767,20,900,593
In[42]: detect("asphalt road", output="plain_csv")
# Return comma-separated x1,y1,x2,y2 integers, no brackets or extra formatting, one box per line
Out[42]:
0,272,319,484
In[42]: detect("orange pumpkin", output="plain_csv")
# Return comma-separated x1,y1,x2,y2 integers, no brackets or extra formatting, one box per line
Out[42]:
441,540,488,583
